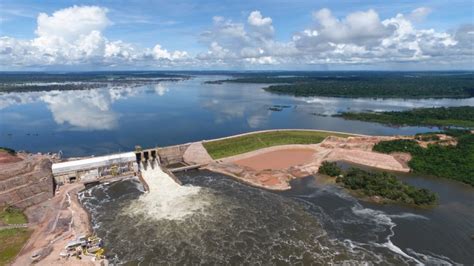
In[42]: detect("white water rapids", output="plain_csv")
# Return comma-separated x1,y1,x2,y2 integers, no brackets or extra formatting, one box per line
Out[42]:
124,160,210,220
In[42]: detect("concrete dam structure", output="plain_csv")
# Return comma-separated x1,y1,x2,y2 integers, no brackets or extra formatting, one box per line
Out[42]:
50,142,209,187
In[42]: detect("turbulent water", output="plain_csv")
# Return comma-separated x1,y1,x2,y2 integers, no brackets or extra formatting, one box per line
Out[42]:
125,161,209,220
79,169,474,264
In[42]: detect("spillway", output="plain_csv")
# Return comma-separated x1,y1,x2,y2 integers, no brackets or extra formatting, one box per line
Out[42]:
126,160,209,220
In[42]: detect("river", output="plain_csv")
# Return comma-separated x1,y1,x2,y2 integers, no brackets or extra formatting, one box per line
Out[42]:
2,74,474,264
79,168,474,264
1,75,473,156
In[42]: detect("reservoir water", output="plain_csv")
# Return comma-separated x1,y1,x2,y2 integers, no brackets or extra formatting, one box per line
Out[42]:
2,74,473,264
1,75,473,156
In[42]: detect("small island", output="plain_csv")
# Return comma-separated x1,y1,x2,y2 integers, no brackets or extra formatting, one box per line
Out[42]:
318,161,438,206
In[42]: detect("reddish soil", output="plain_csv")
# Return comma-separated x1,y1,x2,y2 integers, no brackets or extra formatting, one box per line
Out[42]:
0,151,22,164
14,183,98,265
234,149,315,171
205,136,411,191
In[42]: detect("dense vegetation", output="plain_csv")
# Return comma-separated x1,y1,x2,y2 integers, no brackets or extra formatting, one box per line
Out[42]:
0,72,188,92
335,167,437,206
318,161,342,177
373,131,474,186
339,106,474,128
203,130,351,159
209,72,474,98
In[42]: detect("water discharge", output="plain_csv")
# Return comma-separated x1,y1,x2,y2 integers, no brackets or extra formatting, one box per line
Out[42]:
125,160,209,220
77,156,473,264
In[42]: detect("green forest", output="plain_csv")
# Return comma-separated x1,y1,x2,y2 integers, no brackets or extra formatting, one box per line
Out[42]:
373,130,474,186
209,72,474,98
338,106,474,128
0,72,188,92
318,162,437,206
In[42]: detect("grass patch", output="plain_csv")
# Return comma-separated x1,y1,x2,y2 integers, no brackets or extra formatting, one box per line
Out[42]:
0,207,27,225
0,228,31,265
203,130,351,159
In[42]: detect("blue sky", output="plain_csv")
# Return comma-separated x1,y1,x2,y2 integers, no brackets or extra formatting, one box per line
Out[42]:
0,0,473,70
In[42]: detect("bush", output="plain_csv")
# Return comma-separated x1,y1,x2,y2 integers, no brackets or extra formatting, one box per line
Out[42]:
318,161,342,177
336,168,437,206
415,133,440,141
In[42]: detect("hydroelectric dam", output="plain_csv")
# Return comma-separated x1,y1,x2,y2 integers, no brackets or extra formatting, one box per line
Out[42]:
51,142,213,188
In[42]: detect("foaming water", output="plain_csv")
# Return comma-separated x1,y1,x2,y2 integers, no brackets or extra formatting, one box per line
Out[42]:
124,160,209,220
79,170,473,264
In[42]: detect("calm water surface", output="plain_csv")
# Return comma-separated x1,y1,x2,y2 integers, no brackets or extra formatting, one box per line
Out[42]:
1,75,473,156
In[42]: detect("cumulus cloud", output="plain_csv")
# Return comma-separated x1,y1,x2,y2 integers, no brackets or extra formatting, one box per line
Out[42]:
292,8,465,65
409,7,432,22
0,5,472,69
152,44,188,60
0,5,188,68
198,10,294,66
36,6,110,41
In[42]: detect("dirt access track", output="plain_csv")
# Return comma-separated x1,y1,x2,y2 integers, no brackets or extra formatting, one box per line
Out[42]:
205,136,411,190
13,183,105,266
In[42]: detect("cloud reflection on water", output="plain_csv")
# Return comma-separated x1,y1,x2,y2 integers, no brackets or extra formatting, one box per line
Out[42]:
0,84,169,130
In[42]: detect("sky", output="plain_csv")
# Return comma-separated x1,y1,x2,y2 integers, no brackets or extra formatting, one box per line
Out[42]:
0,0,473,70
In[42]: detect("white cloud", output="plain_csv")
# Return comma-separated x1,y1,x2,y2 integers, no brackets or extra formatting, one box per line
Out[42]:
409,7,432,22
0,5,189,68
248,11,272,27
291,8,466,65
0,5,472,69
36,5,110,41
198,10,291,66
152,44,188,60
248,10,274,38
308,8,394,45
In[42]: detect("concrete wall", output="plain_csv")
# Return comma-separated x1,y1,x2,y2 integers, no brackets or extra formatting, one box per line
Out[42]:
157,144,191,166
0,156,54,209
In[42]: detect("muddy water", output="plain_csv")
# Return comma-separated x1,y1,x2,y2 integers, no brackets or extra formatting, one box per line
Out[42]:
79,168,473,264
